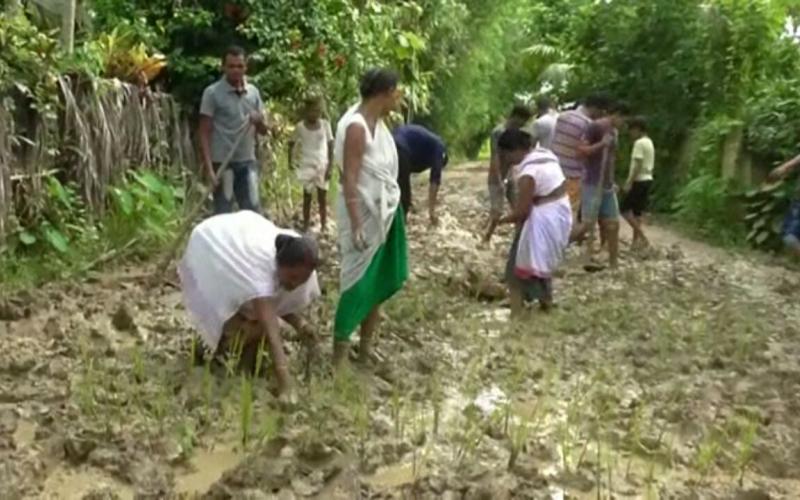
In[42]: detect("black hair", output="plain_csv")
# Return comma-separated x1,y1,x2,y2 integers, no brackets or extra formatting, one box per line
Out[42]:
222,45,247,63
275,234,319,269
584,92,613,110
509,104,534,122
535,95,553,114
628,115,647,132
497,129,533,152
359,68,400,99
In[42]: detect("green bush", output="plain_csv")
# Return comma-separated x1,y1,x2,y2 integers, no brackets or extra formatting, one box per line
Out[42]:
745,78,800,166
743,181,793,250
672,173,747,246
1,170,182,287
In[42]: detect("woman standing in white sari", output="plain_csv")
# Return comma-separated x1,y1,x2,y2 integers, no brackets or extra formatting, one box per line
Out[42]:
332,69,408,366
497,129,573,315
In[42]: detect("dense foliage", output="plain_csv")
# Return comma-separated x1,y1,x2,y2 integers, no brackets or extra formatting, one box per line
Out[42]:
1,0,800,271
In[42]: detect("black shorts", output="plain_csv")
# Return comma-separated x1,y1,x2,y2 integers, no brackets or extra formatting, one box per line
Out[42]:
620,181,652,216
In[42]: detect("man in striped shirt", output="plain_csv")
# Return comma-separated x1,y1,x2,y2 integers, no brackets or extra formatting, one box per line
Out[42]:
550,93,611,219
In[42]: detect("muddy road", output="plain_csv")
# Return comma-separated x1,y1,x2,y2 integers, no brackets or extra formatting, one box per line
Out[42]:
1,163,799,499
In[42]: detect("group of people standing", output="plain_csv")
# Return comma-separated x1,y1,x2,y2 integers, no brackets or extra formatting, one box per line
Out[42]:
177,44,664,399
484,93,656,314
180,46,450,400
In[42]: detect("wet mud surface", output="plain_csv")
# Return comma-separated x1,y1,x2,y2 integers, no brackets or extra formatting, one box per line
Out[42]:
2,164,800,499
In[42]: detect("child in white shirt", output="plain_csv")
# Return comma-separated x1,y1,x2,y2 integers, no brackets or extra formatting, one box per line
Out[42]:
289,96,334,232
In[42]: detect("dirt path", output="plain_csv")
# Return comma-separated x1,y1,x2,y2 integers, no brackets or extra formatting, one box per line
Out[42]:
1,163,799,499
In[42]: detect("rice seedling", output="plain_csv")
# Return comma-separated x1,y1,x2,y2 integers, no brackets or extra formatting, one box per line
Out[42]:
453,405,486,469
625,403,645,477
74,359,97,418
202,359,213,420
732,416,759,486
132,344,145,384
507,408,532,470
239,374,253,447
152,384,170,434
176,419,197,459
389,384,405,441
693,428,722,480
426,375,444,437
188,335,197,373
224,334,245,378
259,407,282,444
352,396,370,469
253,337,267,379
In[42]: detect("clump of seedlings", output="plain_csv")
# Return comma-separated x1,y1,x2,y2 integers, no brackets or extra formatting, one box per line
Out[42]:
427,373,444,436
727,415,759,486
693,426,723,481
259,406,282,444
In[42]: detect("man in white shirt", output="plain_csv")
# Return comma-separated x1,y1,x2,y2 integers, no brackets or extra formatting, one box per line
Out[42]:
529,96,559,150
620,116,655,248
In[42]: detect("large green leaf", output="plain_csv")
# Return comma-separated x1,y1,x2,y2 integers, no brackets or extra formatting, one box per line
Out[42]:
18,230,37,246
112,187,134,216
42,225,69,253
755,231,771,245
134,171,167,194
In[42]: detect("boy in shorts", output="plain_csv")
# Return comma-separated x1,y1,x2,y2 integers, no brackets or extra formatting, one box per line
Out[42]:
289,96,334,232
621,116,655,248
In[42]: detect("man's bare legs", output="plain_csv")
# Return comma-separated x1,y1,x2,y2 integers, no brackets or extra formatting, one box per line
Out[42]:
623,211,649,248
601,218,620,268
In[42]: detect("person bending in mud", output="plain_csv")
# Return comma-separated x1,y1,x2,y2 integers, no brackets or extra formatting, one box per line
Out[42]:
768,152,800,258
496,129,572,316
483,104,534,243
178,210,321,400
392,124,449,226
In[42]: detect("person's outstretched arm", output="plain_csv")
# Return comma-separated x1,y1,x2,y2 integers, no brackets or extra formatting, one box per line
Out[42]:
769,153,800,182
252,298,291,398
499,176,535,225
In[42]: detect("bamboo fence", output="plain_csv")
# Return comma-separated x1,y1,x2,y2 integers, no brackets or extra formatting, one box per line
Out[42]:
0,75,196,241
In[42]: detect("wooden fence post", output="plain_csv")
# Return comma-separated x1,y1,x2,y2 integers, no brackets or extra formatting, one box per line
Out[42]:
61,0,77,54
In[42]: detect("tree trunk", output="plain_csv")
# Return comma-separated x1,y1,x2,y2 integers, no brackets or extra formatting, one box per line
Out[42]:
61,0,77,54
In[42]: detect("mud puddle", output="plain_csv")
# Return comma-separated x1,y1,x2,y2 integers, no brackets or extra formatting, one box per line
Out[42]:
41,466,134,500
174,444,243,496
13,419,37,448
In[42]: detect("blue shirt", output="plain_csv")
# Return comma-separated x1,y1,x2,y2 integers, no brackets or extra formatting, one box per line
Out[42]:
392,125,448,185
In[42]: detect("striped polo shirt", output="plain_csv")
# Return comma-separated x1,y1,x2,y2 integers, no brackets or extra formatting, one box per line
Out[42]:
550,106,592,179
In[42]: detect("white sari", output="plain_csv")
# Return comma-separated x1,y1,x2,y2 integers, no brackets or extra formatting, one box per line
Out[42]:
178,211,320,351
514,148,573,279
333,104,400,291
